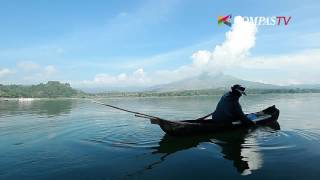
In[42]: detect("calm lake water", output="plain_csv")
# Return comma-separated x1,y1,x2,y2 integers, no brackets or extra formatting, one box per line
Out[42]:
1,94,320,180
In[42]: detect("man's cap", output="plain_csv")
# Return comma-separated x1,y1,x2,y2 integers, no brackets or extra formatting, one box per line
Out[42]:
231,84,247,96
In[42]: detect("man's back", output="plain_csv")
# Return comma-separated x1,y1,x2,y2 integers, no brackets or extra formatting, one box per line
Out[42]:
212,91,251,124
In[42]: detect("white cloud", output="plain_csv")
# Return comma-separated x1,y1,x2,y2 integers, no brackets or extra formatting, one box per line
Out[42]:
0,68,14,78
16,61,57,77
43,65,57,76
149,16,320,86
191,16,257,69
148,16,258,84
234,49,320,85
192,50,211,67
133,68,148,83
94,74,118,84
80,68,150,87
240,49,320,70
17,61,40,71
0,62,59,84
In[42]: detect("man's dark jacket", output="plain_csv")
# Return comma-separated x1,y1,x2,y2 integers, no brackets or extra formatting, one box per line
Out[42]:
212,91,253,125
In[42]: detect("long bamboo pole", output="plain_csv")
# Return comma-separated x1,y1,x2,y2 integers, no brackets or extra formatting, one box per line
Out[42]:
92,100,165,120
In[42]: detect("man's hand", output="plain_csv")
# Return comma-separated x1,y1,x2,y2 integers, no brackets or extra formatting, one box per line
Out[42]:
243,120,256,126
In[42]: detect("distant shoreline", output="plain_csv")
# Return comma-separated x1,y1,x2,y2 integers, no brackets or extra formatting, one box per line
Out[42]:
2,81,320,99
1,91,320,100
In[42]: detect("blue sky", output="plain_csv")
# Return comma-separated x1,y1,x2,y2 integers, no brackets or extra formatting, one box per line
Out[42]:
0,0,320,89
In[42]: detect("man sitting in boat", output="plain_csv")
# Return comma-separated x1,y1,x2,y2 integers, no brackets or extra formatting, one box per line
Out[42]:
211,84,255,126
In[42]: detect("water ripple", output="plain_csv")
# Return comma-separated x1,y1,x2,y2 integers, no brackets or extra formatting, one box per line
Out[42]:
82,123,161,148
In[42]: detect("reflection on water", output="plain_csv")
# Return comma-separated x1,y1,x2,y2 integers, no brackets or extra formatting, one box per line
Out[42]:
0,99,74,117
240,136,262,175
145,123,280,176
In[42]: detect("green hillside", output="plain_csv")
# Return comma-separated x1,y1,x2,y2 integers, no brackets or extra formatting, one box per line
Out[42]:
0,81,80,98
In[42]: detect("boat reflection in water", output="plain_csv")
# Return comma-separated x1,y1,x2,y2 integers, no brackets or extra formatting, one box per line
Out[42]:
151,122,280,175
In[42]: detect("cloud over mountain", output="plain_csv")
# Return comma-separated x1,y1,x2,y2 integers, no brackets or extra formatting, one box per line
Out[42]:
191,16,257,69
79,16,259,88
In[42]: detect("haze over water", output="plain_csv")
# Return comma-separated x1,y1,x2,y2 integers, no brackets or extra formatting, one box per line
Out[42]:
1,93,320,180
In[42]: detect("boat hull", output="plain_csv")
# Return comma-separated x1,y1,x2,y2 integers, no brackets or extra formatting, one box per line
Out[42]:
150,105,280,136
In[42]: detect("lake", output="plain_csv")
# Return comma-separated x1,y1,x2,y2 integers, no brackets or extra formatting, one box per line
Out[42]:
1,94,320,180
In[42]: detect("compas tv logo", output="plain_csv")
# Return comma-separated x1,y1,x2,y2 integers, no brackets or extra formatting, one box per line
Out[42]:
217,15,292,27
218,15,232,27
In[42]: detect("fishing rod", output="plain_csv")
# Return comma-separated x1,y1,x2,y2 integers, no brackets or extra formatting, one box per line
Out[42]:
92,100,213,121
92,100,165,120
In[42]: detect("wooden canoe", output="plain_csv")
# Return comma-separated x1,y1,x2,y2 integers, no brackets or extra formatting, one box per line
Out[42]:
150,105,280,136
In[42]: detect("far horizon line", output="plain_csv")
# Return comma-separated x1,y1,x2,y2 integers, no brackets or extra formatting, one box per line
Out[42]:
1,79,320,93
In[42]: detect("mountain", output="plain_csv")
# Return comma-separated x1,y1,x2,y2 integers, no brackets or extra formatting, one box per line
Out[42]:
148,73,280,92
